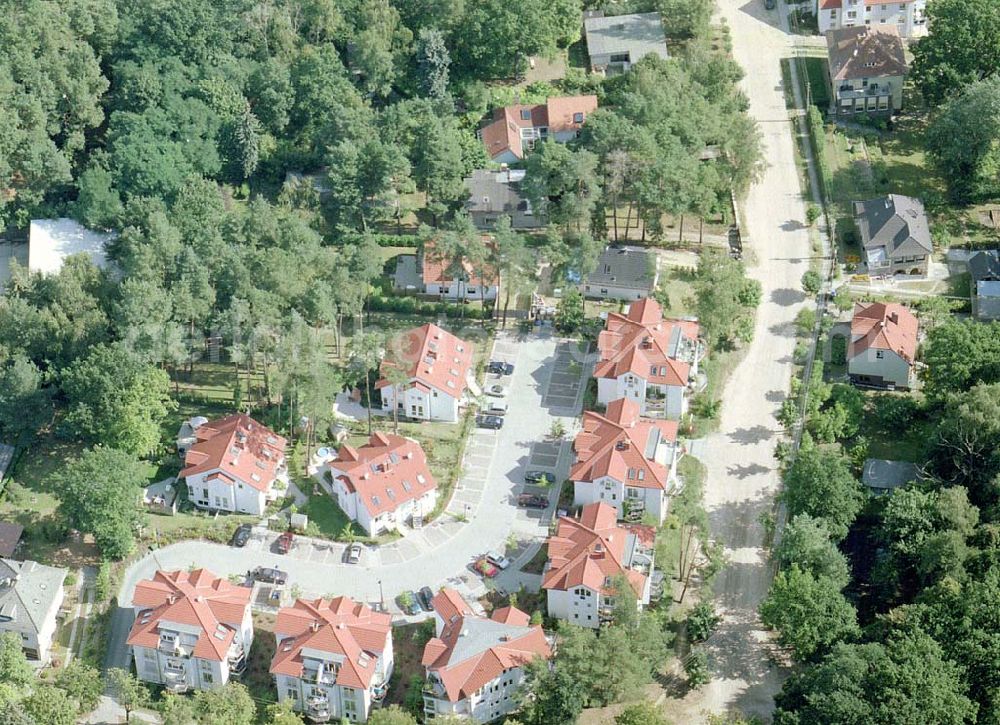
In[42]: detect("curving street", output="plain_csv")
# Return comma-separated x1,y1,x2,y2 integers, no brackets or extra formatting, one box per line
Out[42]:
105,330,591,671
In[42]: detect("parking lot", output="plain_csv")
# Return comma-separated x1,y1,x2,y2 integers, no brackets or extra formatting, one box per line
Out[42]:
542,341,588,411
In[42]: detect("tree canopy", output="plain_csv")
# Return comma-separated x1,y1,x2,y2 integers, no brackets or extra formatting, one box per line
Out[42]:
781,447,865,540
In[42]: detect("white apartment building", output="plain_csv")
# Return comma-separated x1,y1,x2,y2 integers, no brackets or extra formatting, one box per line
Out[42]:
817,0,927,38
0,558,66,662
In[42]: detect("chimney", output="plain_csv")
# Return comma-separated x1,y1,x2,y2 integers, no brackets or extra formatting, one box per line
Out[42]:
888,312,898,324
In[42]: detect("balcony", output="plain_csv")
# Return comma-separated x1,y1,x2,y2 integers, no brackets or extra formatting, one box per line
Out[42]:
302,667,338,686
163,668,189,693
836,84,892,102
371,678,389,702
305,694,331,723
228,647,248,675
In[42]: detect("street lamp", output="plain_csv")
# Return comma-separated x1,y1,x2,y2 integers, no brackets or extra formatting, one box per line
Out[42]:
378,579,385,611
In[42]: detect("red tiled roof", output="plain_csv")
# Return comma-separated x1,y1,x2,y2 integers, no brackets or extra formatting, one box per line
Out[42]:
432,588,474,626
542,503,647,598
127,569,251,662
422,589,550,702
571,398,677,491
180,414,286,492
420,240,497,288
478,95,598,160
490,606,530,626
849,302,918,363
328,433,437,517
376,323,474,400
594,298,699,387
819,0,840,8
270,597,391,689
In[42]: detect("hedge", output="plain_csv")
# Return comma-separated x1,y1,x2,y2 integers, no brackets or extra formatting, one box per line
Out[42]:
337,232,420,248
805,106,830,200
367,295,492,320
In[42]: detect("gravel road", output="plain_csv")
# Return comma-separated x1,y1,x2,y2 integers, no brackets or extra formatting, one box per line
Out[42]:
662,0,814,720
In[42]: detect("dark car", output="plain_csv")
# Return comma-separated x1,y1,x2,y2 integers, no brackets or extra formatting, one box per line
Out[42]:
276,530,294,554
523,470,551,485
250,566,288,585
764,0,775,8
488,361,515,376
518,494,548,509
231,523,252,547
476,414,504,430
417,586,435,612
397,591,421,615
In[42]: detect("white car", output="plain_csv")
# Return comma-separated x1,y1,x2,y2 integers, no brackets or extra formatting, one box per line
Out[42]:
485,551,511,570
485,384,508,398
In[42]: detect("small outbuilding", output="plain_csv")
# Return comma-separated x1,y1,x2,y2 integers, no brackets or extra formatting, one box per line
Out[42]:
583,12,669,74
862,459,920,495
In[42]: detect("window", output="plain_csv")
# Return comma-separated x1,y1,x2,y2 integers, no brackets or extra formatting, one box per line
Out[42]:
285,688,298,700
847,10,856,17
573,112,584,123
650,365,658,376
520,109,531,121
878,96,890,110
600,288,608,295
875,350,885,359
610,53,630,64
202,673,213,684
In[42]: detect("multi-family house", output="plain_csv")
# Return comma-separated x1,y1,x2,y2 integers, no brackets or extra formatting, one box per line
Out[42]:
826,26,908,116
854,194,933,277
848,301,918,390
464,169,543,231
0,558,66,662
421,589,551,723
593,298,702,419
376,323,475,423
816,0,927,38
583,12,670,74
583,246,659,302
180,414,288,516
270,596,393,723
127,569,253,693
418,240,499,302
571,398,681,524
478,95,598,163
542,502,655,629
323,432,438,535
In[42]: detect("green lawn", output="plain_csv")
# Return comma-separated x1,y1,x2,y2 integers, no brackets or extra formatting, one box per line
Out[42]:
304,492,352,539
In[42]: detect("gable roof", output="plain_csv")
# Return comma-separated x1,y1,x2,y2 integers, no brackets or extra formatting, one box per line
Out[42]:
422,589,550,702
826,26,908,81
419,239,497,288
542,503,648,597
0,522,23,558
583,12,669,63
376,323,474,400
329,433,437,518
571,399,677,491
849,302,919,364
853,195,933,256
0,559,66,636
969,250,1000,282
587,246,658,292
127,569,251,662
180,414,286,492
271,596,391,689
478,96,598,160
593,297,699,386
464,169,532,217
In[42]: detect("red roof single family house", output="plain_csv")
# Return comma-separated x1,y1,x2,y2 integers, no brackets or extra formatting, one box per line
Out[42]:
323,432,438,536
271,596,393,723
594,298,703,419
180,414,288,516
478,95,598,163
376,324,475,423
419,239,500,302
542,502,655,628
422,588,551,723
127,569,253,693
847,301,918,390
571,398,680,524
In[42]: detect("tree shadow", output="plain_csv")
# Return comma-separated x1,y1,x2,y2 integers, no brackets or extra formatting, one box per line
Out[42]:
728,425,776,446
727,462,773,480
770,287,806,307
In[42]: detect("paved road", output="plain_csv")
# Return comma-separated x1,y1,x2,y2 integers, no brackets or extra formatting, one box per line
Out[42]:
661,1,814,721
106,330,588,672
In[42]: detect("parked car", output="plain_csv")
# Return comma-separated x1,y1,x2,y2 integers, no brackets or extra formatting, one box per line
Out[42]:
517,494,548,509
476,414,504,430
523,470,551,485
764,0,776,8
397,591,421,615
473,558,499,578
250,566,288,585
347,542,362,564
488,361,515,376
483,401,509,415
485,384,508,398
230,523,252,547
417,586,434,612
276,530,294,554
486,551,511,570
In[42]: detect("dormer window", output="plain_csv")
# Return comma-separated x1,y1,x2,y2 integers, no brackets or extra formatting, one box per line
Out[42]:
573,112,584,123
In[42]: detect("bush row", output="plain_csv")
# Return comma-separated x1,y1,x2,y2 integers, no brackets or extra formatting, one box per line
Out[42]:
367,295,493,320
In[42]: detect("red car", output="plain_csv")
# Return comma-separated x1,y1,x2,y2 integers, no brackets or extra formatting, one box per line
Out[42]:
473,558,499,578
276,530,294,554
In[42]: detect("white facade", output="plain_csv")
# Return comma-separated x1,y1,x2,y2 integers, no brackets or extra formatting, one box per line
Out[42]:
544,579,649,631
379,381,461,423
581,283,652,302
0,587,64,662
817,0,927,37
596,373,689,420
274,631,394,723
185,467,286,516
330,474,438,536
848,347,912,389
425,280,499,302
424,666,530,722
573,475,670,524
131,606,254,693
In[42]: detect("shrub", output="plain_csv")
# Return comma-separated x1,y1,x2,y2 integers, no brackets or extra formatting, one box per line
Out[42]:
94,560,111,601
801,270,822,295
806,204,821,226
687,601,721,643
